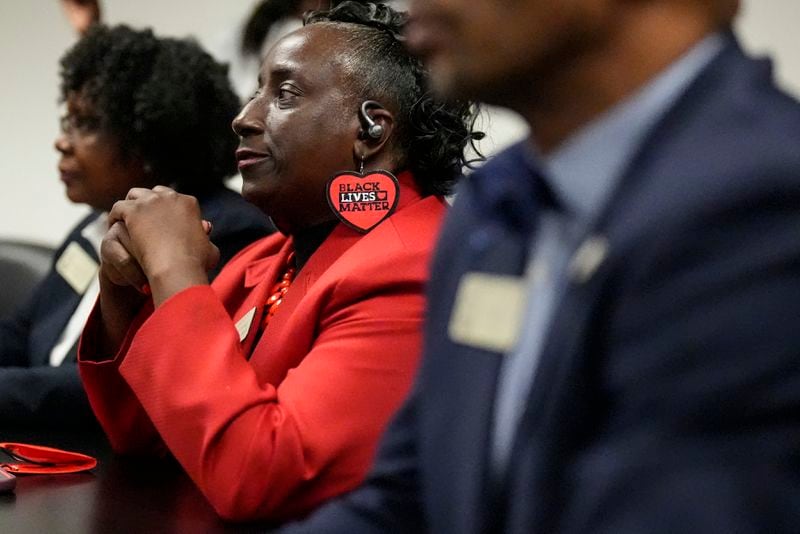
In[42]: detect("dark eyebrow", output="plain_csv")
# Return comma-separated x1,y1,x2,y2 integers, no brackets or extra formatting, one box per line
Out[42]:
257,69,291,88
258,57,305,89
269,65,297,82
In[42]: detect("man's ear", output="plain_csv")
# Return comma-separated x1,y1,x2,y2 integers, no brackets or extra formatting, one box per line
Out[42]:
353,104,396,166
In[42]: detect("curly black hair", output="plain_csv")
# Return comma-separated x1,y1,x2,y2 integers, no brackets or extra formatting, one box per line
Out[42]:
59,24,241,194
305,1,484,196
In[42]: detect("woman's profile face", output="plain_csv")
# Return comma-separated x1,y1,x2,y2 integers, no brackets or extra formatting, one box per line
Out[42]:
54,92,150,212
233,25,361,235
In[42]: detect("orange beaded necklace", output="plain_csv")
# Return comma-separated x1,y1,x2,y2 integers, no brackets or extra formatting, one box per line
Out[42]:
263,251,296,326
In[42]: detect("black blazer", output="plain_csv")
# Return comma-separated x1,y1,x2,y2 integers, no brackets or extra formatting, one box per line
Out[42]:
283,35,800,533
0,186,273,428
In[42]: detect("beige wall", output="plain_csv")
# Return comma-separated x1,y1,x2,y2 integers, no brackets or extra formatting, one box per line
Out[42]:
0,1,796,246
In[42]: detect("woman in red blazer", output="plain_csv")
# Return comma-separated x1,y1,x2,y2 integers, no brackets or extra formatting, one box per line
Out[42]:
78,1,481,523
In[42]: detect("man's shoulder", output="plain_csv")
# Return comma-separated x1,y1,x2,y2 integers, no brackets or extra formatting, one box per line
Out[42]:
651,39,800,173
610,41,800,231
449,140,536,221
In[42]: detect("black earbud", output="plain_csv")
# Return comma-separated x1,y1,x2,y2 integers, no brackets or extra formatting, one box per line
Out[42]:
360,100,385,140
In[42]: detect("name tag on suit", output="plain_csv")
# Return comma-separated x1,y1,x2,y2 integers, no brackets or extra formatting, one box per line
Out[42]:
449,272,528,353
56,242,98,295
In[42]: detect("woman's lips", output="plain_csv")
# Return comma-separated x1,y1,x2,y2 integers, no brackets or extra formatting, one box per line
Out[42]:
235,148,271,170
59,169,80,184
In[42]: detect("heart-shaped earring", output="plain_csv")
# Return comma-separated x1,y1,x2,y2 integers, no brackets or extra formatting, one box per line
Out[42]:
326,157,399,233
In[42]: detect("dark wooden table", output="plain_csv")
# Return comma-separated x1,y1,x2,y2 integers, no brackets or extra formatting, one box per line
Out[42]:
0,428,270,533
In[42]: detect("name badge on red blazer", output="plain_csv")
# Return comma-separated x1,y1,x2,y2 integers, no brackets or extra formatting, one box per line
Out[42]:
326,171,399,233
235,307,258,343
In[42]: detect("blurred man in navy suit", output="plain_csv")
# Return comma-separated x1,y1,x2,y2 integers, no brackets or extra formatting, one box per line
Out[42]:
284,0,800,532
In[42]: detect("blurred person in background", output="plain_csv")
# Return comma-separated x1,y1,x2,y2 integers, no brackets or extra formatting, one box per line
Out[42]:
0,24,271,428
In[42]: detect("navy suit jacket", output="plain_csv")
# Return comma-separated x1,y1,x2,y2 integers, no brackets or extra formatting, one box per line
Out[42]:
0,186,273,428
283,36,800,533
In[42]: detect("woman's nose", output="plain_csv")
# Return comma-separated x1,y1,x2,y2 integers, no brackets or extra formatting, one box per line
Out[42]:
54,132,72,154
232,98,265,138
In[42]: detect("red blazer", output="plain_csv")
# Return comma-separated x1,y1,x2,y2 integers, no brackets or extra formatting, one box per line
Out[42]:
79,175,446,521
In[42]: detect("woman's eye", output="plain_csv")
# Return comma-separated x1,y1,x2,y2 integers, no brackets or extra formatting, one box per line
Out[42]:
277,86,299,104
59,114,101,134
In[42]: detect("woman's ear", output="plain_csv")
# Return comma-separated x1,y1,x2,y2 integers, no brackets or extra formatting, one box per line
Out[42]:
353,102,396,167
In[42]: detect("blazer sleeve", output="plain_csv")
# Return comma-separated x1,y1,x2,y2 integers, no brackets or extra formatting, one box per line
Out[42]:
81,265,425,522
76,197,269,442
560,179,800,533
79,302,167,455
